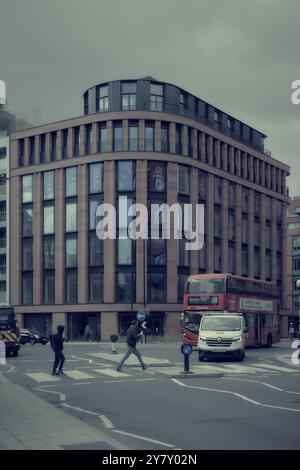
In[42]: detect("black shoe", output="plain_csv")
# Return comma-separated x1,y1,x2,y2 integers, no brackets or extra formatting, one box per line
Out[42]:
51,371,59,376
116,368,122,372
58,370,65,376
142,365,147,370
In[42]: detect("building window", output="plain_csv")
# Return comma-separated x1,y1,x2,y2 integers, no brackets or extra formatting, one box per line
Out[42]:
214,207,222,238
148,161,166,192
65,167,77,197
122,82,136,110
43,171,55,200
145,122,154,151
242,217,248,244
175,124,182,154
266,252,271,280
73,126,80,157
117,239,133,265
18,139,24,166
178,273,189,302
288,222,300,230
85,124,93,154
22,238,33,271
117,272,134,303
254,192,260,216
22,175,33,203
62,129,68,159
43,204,54,234
89,195,102,230
254,221,260,246
293,257,300,272
129,121,139,151
199,171,207,200
97,84,109,112
117,161,135,191
44,271,55,304
40,134,46,162
66,235,77,268
266,222,272,250
199,242,206,271
113,121,123,152
228,212,235,241
44,236,55,269
214,110,222,127
227,117,234,133
89,163,103,194
50,132,57,161
161,122,169,153
242,188,249,212
89,233,103,266
66,201,77,232
229,245,235,274
178,166,189,195
149,239,166,266
83,92,88,114
22,273,33,305
29,136,35,165
65,269,77,303
214,242,221,272
22,205,33,237
98,123,107,153
179,91,188,113
148,273,165,302
242,247,248,276
254,249,260,278
214,177,222,205
89,270,103,303
178,238,189,267
0,177,5,197
228,183,235,209
293,236,300,252
150,83,163,111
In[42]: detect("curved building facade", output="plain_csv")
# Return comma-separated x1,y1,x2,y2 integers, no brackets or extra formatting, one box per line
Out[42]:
10,77,290,339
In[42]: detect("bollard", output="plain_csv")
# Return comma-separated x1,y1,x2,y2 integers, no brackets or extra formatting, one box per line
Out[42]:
180,343,193,375
110,335,118,354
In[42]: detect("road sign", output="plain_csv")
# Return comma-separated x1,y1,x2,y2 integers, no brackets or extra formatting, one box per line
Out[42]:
137,311,146,322
141,321,147,330
181,343,193,356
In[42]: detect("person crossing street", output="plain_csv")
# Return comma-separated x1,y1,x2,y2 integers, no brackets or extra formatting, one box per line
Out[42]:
51,325,66,376
116,321,146,372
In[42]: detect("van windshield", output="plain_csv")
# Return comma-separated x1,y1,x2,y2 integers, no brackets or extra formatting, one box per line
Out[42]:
201,317,241,332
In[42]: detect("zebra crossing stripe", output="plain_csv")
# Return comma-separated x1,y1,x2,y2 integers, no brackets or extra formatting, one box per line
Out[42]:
63,370,96,380
93,368,130,378
25,372,60,383
251,363,299,373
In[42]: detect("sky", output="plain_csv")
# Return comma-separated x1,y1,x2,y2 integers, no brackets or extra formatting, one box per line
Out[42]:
0,0,299,196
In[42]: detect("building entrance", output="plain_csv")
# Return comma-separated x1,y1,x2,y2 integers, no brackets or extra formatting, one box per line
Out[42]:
68,313,101,341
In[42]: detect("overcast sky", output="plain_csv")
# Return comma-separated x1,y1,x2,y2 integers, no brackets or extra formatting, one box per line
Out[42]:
0,0,299,196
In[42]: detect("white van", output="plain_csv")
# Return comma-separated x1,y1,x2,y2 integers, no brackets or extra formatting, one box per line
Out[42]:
198,313,246,362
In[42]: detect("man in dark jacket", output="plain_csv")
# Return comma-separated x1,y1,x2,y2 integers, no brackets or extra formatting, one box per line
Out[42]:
51,325,65,376
116,321,146,371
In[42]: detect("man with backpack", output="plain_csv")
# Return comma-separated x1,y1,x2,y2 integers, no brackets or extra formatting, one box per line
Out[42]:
116,321,146,372
50,325,66,376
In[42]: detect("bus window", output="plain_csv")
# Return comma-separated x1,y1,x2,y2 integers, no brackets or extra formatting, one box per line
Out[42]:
247,313,255,328
186,279,225,294
261,314,266,328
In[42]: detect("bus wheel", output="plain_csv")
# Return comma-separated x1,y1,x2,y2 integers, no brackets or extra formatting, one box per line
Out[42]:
267,334,272,348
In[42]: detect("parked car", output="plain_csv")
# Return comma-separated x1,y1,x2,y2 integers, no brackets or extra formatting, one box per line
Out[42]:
20,328,48,346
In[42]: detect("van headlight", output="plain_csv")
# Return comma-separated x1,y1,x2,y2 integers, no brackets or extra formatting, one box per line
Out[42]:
199,336,206,342
232,336,242,342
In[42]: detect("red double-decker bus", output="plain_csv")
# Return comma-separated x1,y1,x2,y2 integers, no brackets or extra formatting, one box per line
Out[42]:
181,274,280,348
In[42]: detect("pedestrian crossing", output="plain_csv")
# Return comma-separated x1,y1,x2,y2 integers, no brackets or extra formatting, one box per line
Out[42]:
25,367,136,384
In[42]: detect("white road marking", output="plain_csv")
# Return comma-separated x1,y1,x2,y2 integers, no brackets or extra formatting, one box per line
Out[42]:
223,377,283,391
99,415,114,429
71,382,95,386
113,429,176,448
134,378,155,382
62,403,98,415
171,379,300,413
93,368,130,378
251,363,299,373
34,387,65,402
63,370,95,380
26,372,60,383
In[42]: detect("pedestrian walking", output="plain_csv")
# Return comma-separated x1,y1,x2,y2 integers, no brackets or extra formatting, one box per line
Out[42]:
116,321,146,371
289,324,295,339
50,325,66,376
84,324,92,342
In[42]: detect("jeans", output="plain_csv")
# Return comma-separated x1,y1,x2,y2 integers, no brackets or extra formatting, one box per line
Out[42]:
117,346,145,369
52,350,65,373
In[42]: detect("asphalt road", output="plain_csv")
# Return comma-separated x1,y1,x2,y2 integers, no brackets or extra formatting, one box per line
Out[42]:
2,341,300,450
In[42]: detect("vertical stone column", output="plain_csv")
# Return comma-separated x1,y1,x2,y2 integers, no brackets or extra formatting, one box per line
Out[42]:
261,161,266,187
55,169,65,303
207,136,213,165
80,125,85,156
68,128,74,159
266,163,271,189
52,313,67,336
271,166,276,191
107,121,113,153
215,140,221,168
92,122,98,154
136,160,147,304
182,126,188,156
259,193,266,280
56,130,62,161
228,146,234,174
45,133,51,163
169,122,176,154
139,119,145,152
249,155,254,181
10,176,21,305
271,199,277,282
101,312,118,341
221,179,229,273
34,135,40,165
78,165,88,304
155,120,161,152
199,132,205,163
236,149,241,176
192,129,198,160
248,190,254,278
33,173,43,305
190,168,199,274
221,143,227,171
24,138,29,166
123,120,129,152
206,174,214,272
235,185,242,275
167,163,178,302
242,152,247,179
103,161,115,302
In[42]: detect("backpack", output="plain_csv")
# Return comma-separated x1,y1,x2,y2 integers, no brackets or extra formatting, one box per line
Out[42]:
49,334,55,350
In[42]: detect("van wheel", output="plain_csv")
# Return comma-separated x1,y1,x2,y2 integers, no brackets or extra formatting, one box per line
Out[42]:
267,334,272,348
30,338,36,345
198,353,204,362
236,351,245,362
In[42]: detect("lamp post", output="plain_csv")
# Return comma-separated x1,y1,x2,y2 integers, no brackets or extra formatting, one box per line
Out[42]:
296,279,300,338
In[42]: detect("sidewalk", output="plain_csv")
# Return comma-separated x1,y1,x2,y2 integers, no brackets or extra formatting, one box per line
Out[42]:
0,371,129,450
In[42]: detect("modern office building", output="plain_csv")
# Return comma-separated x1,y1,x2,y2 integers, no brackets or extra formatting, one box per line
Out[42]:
9,77,290,339
287,196,300,331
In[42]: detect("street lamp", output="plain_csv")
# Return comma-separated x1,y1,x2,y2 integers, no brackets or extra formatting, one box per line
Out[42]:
296,279,300,338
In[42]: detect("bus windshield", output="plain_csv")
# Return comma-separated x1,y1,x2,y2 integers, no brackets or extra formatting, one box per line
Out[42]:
201,317,241,332
186,279,225,294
